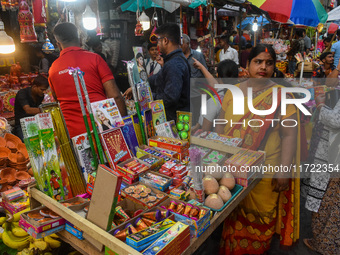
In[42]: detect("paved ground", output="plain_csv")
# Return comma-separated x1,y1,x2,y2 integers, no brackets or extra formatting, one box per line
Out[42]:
194,184,321,255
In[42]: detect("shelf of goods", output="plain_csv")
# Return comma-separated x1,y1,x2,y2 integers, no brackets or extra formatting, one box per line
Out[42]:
28,137,263,255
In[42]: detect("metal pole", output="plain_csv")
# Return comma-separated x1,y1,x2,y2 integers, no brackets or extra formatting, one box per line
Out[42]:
238,8,242,62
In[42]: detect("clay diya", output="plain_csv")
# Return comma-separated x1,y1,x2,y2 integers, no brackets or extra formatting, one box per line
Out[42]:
4,133,22,145
8,153,17,164
0,137,6,147
0,167,17,180
0,147,11,158
27,212,44,221
15,171,31,181
16,151,26,163
17,143,29,159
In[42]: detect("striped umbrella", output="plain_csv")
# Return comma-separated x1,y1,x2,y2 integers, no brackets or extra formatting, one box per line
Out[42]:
249,0,328,27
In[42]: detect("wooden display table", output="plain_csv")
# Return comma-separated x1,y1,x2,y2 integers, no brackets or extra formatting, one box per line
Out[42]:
28,138,262,255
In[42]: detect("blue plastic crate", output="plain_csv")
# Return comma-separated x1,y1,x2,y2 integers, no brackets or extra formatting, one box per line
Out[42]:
206,184,243,212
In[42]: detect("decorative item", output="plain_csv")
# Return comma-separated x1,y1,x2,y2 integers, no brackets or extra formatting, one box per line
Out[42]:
3,91,16,112
32,0,46,26
135,21,143,36
18,0,38,43
42,27,55,54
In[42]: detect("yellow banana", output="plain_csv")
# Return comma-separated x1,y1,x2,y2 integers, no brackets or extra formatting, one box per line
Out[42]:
2,227,31,250
13,207,30,222
44,235,61,249
12,225,29,238
33,239,48,251
49,233,59,239
0,217,6,225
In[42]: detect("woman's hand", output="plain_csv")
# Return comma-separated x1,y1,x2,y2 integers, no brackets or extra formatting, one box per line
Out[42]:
272,173,290,192
123,88,132,100
192,57,203,70
156,55,164,67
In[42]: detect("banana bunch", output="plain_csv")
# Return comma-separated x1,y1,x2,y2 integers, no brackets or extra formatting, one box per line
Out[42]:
1,222,32,250
27,234,61,254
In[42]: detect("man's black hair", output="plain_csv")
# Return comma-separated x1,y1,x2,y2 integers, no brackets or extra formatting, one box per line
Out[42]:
323,36,332,43
148,43,157,50
296,29,304,38
53,22,79,44
220,35,230,43
32,75,49,88
155,23,181,45
320,51,333,61
246,43,252,49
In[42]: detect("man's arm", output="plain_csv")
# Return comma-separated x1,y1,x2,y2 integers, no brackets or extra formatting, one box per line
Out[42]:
22,105,41,115
233,50,239,65
161,64,183,110
326,62,340,87
103,79,127,117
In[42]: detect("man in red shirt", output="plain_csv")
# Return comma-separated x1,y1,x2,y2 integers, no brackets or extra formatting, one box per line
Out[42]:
48,22,126,138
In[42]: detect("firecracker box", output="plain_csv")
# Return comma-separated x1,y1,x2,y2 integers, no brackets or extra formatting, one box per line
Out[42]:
19,220,65,239
126,218,175,248
136,145,179,163
117,157,151,181
235,171,259,187
121,182,168,209
142,222,190,255
160,199,211,238
139,171,172,192
139,154,164,170
224,149,265,179
148,136,189,157
64,201,89,240
20,206,66,234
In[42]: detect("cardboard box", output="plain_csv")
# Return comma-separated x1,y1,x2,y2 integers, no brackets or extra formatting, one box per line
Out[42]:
297,61,316,72
142,222,190,255
84,165,122,251
20,206,66,234
121,182,168,209
148,136,189,156
160,199,210,238
126,218,175,248
139,171,172,192
19,220,64,239
139,154,164,170
224,149,265,179
136,145,179,162
117,157,151,180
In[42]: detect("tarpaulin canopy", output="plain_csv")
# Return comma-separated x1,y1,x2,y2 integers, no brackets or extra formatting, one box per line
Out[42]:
120,0,207,13
327,5,340,22
237,16,270,29
249,0,328,27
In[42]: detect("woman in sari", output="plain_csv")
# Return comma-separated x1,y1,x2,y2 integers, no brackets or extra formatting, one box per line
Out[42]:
216,44,300,255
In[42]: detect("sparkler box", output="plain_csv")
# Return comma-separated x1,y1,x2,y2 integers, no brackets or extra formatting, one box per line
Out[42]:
142,222,190,255
122,116,140,156
148,136,189,160
223,149,265,179
100,128,132,170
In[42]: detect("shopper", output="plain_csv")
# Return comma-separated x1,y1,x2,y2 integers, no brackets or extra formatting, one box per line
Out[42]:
303,94,340,255
312,51,336,85
181,33,208,124
240,43,252,68
296,29,306,54
14,75,49,141
216,44,300,255
331,29,340,67
148,23,190,122
48,22,126,138
303,29,311,53
145,43,161,77
322,36,332,53
92,41,107,62
287,40,300,75
192,59,238,131
218,35,239,65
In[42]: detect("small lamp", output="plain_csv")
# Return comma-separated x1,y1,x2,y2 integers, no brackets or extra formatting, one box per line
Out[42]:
139,11,150,31
0,20,15,54
252,18,258,32
83,5,97,30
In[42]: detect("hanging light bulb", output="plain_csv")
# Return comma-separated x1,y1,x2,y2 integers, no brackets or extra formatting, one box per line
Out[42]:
139,11,150,31
252,18,258,32
0,20,15,54
83,5,97,30
196,46,202,53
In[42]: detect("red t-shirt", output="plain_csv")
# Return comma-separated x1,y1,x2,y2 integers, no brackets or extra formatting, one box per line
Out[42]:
48,47,114,138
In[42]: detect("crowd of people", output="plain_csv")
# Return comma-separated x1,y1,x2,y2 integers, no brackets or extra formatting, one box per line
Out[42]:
12,21,340,255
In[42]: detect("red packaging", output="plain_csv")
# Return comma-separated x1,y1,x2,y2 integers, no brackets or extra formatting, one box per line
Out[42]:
173,170,188,179
172,177,184,186
159,169,173,177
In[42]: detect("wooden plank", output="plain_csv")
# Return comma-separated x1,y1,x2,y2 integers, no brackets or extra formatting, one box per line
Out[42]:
57,230,103,255
191,136,242,155
30,188,141,255
181,178,261,255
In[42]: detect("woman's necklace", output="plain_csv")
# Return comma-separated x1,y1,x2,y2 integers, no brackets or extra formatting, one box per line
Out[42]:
242,80,275,97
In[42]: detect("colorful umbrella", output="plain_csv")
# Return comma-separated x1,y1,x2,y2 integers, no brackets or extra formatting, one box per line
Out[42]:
249,0,328,27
